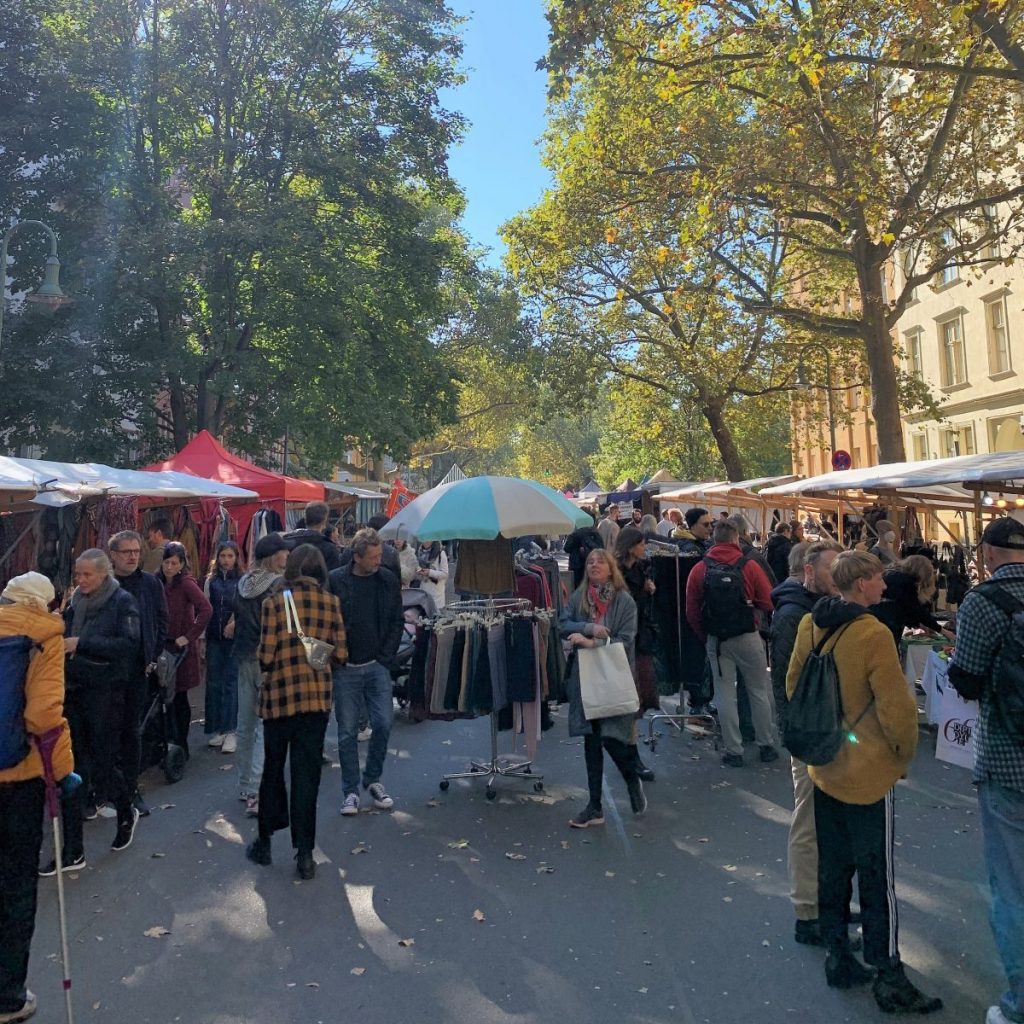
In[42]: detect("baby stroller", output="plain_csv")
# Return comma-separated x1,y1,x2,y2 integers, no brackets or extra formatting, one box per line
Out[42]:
391,588,438,705
139,646,188,784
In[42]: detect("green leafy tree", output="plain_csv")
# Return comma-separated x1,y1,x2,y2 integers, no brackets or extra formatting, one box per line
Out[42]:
544,0,1024,463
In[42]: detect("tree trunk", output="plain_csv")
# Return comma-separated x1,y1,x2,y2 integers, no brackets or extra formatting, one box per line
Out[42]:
702,401,746,480
970,3,1024,80
168,383,189,450
857,251,906,464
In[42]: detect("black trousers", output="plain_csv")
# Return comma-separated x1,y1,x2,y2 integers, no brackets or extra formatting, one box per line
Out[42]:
583,721,638,808
814,786,899,967
172,691,192,757
0,779,44,1013
258,712,328,853
115,672,145,796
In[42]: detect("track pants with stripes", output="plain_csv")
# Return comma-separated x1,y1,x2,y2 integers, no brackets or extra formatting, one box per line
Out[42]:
814,786,899,967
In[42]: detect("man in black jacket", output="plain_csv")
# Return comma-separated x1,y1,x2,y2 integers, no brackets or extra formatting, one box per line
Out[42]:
769,539,841,947
329,529,403,815
765,522,794,586
285,500,343,571
108,531,168,817
59,549,142,867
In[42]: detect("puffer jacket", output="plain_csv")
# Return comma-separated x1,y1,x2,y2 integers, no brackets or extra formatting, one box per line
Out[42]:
0,603,73,784
786,596,918,805
769,577,820,725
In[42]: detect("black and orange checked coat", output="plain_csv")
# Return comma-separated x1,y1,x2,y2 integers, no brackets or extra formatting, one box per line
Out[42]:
258,577,348,720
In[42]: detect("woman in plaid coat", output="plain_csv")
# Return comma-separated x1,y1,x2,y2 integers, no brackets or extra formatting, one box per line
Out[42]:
246,544,347,880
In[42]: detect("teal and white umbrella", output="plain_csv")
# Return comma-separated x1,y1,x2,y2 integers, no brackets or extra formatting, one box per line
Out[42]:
378,475,593,542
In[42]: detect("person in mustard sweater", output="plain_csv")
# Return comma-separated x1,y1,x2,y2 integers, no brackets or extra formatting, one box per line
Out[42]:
0,572,74,1024
786,550,942,1016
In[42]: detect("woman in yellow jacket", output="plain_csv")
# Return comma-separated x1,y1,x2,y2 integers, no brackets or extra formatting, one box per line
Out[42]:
786,551,942,1016
0,572,73,1024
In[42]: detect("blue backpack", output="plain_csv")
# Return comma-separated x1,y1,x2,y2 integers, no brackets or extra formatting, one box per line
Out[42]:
0,635,35,770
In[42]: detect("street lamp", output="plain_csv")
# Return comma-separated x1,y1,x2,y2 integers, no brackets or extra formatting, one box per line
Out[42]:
795,341,837,458
0,220,71,355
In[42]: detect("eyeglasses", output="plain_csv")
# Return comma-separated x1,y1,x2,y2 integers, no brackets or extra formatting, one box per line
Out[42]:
113,548,141,556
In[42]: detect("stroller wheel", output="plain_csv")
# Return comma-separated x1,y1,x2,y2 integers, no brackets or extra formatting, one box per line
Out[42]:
163,744,186,784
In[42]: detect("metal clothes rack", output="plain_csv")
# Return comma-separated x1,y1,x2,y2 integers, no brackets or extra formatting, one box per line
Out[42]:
436,597,545,800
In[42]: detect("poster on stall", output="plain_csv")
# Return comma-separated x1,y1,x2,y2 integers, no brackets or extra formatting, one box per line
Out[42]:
935,684,978,770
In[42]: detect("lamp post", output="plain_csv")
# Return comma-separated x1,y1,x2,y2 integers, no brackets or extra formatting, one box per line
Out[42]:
795,341,837,458
0,220,70,356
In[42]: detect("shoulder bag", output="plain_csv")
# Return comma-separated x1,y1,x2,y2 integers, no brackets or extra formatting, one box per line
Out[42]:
578,638,640,720
282,589,335,671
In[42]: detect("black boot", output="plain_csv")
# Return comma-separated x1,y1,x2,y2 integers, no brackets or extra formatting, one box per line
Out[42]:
825,946,875,989
873,962,943,1014
246,836,272,866
295,851,315,880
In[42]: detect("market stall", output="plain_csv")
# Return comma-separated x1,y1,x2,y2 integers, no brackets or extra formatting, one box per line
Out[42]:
142,430,324,552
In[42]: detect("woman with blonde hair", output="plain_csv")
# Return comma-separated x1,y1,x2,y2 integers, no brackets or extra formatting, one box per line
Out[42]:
871,554,954,648
559,547,644,828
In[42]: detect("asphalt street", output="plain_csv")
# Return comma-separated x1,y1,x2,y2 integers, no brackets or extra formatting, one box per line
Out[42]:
27,701,1000,1024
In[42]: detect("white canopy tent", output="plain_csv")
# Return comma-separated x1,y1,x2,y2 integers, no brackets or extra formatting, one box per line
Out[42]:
0,455,258,509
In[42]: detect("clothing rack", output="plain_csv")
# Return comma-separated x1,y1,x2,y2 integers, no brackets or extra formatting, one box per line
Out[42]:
434,597,545,800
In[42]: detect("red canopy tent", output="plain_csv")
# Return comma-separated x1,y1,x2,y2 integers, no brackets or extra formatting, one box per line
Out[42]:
142,430,324,540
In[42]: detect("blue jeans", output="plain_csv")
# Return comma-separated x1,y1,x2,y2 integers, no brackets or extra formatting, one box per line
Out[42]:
979,781,1024,1022
204,640,239,735
333,662,393,796
235,656,264,797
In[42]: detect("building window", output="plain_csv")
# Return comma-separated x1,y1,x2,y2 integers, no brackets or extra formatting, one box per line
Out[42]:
985,295,1012,374
901,244,919,303
904,329,923,379
941,424,976,458
912,432,930,461
983,204,1002,260
935,228,959,287
938,316,967,387
989,415,1024,452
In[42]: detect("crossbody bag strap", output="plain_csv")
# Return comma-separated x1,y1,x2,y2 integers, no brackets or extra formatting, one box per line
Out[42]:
283,589,304,638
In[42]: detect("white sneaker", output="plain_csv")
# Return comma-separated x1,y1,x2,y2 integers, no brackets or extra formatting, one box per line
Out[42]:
221,733,237,754
0,989,36,1023
207,733,225,748
367,783,394,810
340,793,360,816
986,1007,1014,1024
95,803,116,819
357,727,372,743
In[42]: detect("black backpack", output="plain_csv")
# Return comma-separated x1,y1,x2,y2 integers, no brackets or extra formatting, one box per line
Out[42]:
0,635,35,770
783,619,874,765
701,553,755,639
970,583,1024,740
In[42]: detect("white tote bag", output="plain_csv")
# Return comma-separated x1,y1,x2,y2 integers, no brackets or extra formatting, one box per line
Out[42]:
578,640,639,720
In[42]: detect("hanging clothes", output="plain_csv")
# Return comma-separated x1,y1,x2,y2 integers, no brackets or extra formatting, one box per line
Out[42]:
454,538,515,595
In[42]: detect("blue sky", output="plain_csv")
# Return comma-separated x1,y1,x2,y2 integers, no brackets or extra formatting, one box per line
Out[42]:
441,1,552,264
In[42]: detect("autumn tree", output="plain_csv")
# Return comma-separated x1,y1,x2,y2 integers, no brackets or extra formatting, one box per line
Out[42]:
544,0,1024,462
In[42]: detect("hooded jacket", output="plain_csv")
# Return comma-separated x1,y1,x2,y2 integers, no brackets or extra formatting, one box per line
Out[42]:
765,533,794,585
786,596,918,805
0,603,73,784
685,541,773,644
233,568,282,658
769,577,821,722
672,527,708,557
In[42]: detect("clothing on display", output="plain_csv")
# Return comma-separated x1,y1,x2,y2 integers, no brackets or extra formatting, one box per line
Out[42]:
454,538,515,595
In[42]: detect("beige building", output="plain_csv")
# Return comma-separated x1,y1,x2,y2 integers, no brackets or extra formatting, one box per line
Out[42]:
898,230,1024,464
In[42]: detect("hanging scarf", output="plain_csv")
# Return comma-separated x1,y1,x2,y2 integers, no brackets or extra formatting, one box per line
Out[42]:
587,581,615,622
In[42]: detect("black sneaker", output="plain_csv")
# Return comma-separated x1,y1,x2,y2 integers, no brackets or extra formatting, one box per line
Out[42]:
873,962,943,1014
132,792,151,817
627,776,648,816
636,761,655,782
759,745,780,764
569,804,605,828
111,807,140,852
795,919,823,946
722,752,744,768
39,852,87,877
296,851,315,880
246,837,272,866
825,948,875,989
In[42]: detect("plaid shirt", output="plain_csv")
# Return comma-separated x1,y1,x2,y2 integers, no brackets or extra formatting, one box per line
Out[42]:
950,563,1024,792
258,579,347,720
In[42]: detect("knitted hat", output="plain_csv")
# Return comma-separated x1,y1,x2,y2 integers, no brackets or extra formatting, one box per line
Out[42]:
1,571,56,610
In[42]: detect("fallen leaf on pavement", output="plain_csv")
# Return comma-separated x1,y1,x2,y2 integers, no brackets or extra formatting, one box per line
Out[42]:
472,909,486,922
150,853,166,859
447,839,469,849
93,1002,101,1010
723,865,737,872
219,764,233,771
398,938,415,947
605,871,615,878
536,866,554,874
143,926,170,938
350,967,365,976
426,799,439,808
306,982,319,988
722,896,733,903
158,803,175,810
351,846,370,855
560,840,569,850
698,837,709,843
505,852,527,861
